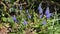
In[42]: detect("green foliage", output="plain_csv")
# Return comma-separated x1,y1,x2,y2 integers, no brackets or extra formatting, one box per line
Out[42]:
0,0,60,34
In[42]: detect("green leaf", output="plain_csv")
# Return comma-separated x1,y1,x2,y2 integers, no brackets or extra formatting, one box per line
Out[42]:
2,17,7,22
7,17,14,23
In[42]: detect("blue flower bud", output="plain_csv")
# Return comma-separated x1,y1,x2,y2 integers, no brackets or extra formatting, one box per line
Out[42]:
45,7,50,15
38,4,43,14
13,15,17,23
45,7,51,19
19,5,22,13
28,14,31,19
46,13,51,19
26,9,29,13
23,20,27,25
19,5,22,10
13,15,16,21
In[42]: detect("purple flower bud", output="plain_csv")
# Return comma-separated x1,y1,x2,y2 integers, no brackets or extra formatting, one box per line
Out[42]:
23,20,27,25
38,4,43,14
42,20,46,25
13,15,17,23
28,14,31,19
19,5,22,13
19,5,22,10
26,9,29,13
45,7,50,15
13,15,16,21
45,7,51,19
46,13,51,19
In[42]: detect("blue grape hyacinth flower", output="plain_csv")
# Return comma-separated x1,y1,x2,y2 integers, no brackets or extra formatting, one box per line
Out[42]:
38,4,43,14
23,20,27,25
45,7,51,19
13,15,17,23
46,13,51,19
45,7,50,15
28,14,31,19
19,5,22,10
26,9,29,13
19,5,22,13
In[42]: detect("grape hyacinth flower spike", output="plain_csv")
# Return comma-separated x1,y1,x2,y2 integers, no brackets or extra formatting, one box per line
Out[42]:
28,14,31,19
13,15,17,23
19,5,22,13
45,7,50,15
26,9,29,14
38,3,43,18
46,13,51,19
23,20,27,25
26,9,31,19
38,3,43,14
45,7,51,19
19,5,22,10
